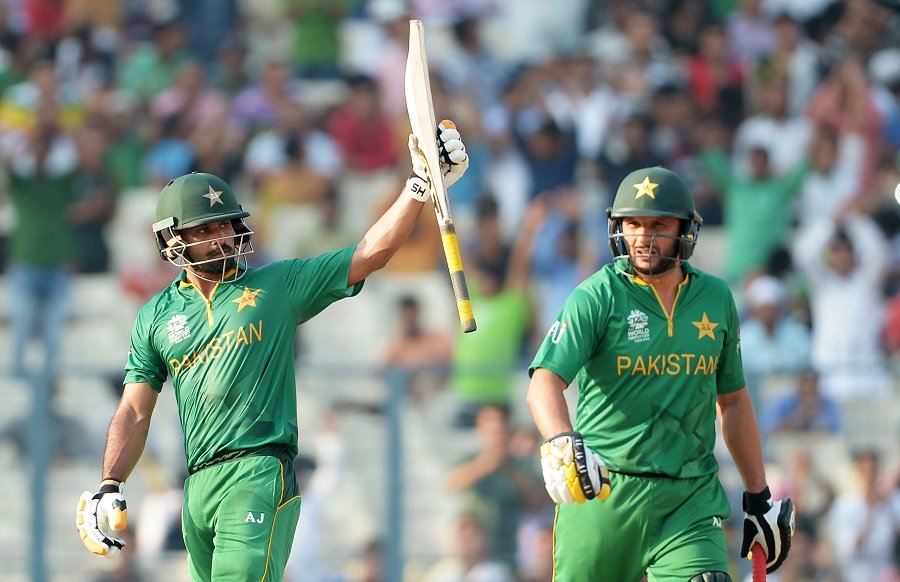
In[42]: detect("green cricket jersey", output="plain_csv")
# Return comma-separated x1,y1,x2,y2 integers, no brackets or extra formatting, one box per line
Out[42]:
529,261,745,479
124,246,363,470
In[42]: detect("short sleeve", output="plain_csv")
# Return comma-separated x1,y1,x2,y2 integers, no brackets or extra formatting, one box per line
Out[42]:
123,306,168,391
715,289,746,394
529,284,603,385
281,245,364,324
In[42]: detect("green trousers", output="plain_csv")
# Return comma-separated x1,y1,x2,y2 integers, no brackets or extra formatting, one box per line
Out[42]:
553,472,731,581
182,452,301,582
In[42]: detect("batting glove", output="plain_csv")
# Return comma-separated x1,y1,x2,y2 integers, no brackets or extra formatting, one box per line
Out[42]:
437,120,468,187
740,487,795,573
540,432,611,504
404,134,431,202
76,480,128,558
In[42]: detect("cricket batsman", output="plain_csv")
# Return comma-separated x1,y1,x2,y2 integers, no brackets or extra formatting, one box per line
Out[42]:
75,124,469,580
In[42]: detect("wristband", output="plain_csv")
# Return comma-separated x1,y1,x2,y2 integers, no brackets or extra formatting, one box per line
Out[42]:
742,486,772,515
405,175,431,202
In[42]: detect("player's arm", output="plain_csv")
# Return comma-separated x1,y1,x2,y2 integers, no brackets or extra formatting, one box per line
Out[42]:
102,382,159,482
347,181,426,286
77,382,158,558
347,125,468,286
528,368,611,504
718,387,796,573
717,387,766,492
526,368,573,438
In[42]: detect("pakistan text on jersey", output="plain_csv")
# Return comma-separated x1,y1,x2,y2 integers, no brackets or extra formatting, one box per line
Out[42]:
169,320,263,374
616,353,719,376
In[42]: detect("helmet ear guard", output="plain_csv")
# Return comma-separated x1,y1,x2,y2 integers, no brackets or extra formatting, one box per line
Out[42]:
678,210,703,261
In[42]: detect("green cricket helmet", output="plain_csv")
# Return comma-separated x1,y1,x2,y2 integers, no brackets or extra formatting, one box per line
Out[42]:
607,166,703,266
152,172,254,281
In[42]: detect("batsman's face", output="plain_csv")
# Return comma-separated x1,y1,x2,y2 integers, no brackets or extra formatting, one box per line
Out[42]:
621,216,681,276
181,220,238,274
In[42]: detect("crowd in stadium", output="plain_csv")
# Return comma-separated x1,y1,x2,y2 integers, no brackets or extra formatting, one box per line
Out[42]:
1,0,899,580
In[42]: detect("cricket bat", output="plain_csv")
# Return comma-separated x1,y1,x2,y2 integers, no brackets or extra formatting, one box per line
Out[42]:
405,19,476,333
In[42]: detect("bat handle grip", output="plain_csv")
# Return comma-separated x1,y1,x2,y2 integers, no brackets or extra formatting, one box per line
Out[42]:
439,224,476,333
751,542,767,582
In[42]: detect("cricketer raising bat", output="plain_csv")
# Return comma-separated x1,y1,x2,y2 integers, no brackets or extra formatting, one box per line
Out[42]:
405,19,477,333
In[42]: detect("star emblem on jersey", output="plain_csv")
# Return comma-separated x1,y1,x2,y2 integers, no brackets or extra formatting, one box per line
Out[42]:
633,176,659,200
202,185,224,206
233,287,260,312
692,312,718,340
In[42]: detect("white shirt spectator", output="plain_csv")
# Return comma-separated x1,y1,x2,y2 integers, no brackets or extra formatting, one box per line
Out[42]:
792,213,890,401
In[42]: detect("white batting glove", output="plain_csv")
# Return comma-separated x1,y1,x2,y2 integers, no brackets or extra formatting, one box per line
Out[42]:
437,120,468,187
740,487,795,573
76,480,128,558
404,134,431,202
540,432,611,504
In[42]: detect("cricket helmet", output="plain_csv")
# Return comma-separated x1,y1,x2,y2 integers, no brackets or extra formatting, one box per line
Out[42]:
607,166,703,264
152,172,254,281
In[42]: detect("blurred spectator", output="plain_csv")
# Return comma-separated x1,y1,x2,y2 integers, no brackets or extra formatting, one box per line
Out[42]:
827,449,900,581
777,448,837,524
792,210,891,401
208,38,249,97
291,187,358,260
795,124,864,228
762,369,841,436
119,19,190,102
285,410,346,582
231,59,300,135
442,16,508,118
177,0,240,63
733,74,811,177
726,0,776,68
518,118,578,202
870,47,900,151
444,405,545,569
422,511,516,582
598,112,663,197
244,99,341,186
686,23,745,129
100,89,146,190
450,196,537,425
807,55,883,206
328,73,399,174
284,0,352,80
251,131,334,257
1,98,77,379
381,294,452,405
69,123,115,273
700,124,808,284
143,111,195,186
368,4,409,123
739,274,812,378
767,11,822,117
150,58,231,134
530,190,605,338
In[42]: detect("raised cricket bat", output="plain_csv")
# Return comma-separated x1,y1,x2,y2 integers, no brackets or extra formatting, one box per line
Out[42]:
405,19,476,333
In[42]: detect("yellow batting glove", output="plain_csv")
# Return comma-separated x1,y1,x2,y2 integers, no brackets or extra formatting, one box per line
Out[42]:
75,480,128,558
540,432,611,504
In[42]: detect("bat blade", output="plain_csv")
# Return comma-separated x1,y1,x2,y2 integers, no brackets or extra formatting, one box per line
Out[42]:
405,19,476,333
